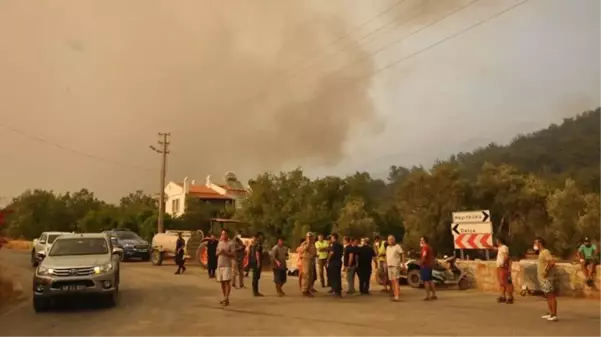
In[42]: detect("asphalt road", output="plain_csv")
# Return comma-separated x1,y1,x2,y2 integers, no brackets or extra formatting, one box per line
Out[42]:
1,249,599,336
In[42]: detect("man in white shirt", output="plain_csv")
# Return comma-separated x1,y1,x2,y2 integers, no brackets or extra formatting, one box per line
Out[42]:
385,235,405,302
495,236,513,304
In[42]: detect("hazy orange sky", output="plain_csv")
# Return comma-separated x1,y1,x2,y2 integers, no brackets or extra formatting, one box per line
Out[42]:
1,0,599,202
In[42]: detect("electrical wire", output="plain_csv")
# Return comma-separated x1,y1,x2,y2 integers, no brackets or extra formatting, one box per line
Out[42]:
286,0,409,77
220,0,482,115
0,122,156,172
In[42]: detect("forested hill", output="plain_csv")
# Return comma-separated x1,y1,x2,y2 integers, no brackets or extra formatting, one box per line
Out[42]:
449,107,600,193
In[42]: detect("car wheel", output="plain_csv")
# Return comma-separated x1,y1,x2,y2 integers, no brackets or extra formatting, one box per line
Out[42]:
407,269,422,288
104,288,118,307
31,251,39,268
33,297,49,313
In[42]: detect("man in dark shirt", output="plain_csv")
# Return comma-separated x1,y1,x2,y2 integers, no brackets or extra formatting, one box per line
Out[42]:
327,233,344,297
174,232,186,275
343,237,358,294
248,232,264,297
203,233,219,279
357,238,375,295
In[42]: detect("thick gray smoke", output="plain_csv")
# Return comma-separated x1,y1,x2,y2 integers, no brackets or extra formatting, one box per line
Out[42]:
0,0,475,199
139,1,380,180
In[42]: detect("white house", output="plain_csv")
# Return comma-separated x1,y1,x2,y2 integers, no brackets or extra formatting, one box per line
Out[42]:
164,172,249,218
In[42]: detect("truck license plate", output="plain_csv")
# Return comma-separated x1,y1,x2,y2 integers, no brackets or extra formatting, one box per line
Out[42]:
62,285,85,291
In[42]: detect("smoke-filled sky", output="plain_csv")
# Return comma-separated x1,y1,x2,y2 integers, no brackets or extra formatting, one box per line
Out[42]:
0,0,599,202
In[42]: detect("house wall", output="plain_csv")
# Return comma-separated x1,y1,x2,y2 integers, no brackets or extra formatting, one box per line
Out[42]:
164,182,186,218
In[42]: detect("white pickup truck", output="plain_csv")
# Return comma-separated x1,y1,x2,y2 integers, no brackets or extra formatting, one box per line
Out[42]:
31,231,73,267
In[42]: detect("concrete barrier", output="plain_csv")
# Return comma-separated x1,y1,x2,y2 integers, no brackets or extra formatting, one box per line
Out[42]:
457,259,600,299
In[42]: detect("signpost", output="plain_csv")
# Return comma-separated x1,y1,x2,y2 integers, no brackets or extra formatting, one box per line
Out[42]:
451,210,492,260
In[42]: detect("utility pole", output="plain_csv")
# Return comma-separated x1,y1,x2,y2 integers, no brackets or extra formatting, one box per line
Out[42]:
150,132,170,234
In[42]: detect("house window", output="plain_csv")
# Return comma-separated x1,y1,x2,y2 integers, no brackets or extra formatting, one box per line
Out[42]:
172,199,180,214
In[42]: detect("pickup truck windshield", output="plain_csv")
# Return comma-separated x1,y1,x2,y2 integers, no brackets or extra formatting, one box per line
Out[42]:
115,231,140,240
47,234,61,244
49,238,108,256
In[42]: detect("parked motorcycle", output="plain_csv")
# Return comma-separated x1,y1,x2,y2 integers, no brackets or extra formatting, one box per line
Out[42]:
402,256,469,290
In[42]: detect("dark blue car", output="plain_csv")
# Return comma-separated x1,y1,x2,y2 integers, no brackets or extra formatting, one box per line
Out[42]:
103,229,150,261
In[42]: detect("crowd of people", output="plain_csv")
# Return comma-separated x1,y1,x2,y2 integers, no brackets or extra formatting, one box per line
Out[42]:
171,228,598,322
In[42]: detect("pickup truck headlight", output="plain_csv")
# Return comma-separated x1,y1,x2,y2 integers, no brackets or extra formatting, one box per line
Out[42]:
93,263,113,274
37,266,54,276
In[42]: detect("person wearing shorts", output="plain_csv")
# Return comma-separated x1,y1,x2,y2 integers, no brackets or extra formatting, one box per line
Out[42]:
216,230,235,306
271,237,289,296
535,237,558,321
420,236,436,301
385,235,405,302
495,236,514,304
578,237,598,287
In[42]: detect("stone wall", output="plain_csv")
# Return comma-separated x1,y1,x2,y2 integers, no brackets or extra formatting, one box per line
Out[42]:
458,259,600,299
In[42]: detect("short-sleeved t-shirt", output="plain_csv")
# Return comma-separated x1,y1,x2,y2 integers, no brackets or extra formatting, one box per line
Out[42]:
537,248,555,280
271,244,288,270
249,242,263,268
343,245,358,267
315,240,329,260
386,244,404,268
329,242,343,266
420,244,434,268
579,244,597,259
357,245,375,269
216,240,234,268
496,245,509,268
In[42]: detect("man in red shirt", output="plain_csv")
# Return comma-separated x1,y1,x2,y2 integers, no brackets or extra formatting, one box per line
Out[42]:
420,236,437,301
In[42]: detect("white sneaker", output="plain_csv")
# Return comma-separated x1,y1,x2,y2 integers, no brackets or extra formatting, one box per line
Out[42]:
547,316,558,322
541,314,551,319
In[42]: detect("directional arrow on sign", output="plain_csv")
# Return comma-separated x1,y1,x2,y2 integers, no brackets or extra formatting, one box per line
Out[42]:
452,210,491,223
450,222,492,236
481,211,489,223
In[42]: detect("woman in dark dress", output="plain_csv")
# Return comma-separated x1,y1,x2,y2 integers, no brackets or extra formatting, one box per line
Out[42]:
174,232,187,274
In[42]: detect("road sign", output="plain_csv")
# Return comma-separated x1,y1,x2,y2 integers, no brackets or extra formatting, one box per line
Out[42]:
454,233,493,249
451,222,492,236
452,210,490,224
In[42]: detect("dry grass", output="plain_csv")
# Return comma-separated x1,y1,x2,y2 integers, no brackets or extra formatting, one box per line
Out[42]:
3,240,32,251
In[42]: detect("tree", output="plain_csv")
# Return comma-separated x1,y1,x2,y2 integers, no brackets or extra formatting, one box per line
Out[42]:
336,197,376,238
396,163,469,254
547,179,600,258
474,163,550,256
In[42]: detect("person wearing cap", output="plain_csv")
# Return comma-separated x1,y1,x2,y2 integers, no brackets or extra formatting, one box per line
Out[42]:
300,232,317,297
315,234,330,288
578,237,598,287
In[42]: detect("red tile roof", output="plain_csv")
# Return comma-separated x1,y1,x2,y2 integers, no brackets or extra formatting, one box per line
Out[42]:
188,185,233,200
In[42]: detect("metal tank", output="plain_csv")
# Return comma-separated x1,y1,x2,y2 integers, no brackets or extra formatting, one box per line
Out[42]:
150,230,204,266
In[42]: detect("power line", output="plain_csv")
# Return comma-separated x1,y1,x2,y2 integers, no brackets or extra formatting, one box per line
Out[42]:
371,0,528,77
247,0,409,110
287,0,409,78
0,122,156,172
218,0,481,118
301,0,480,85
